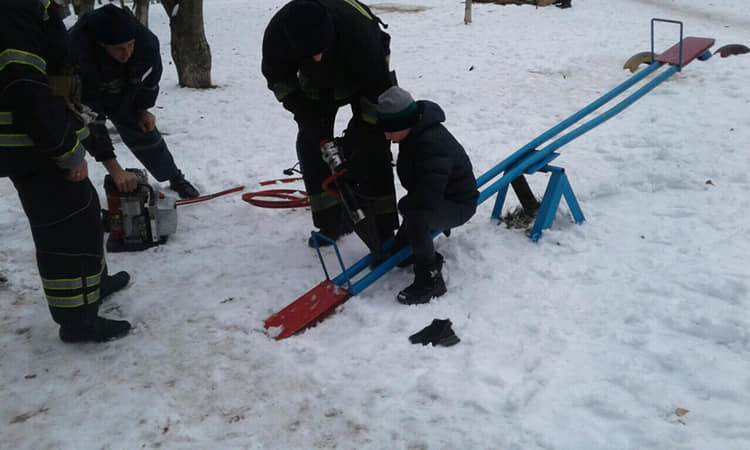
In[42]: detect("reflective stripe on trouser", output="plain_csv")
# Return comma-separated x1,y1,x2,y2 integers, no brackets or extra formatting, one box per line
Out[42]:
309,191,342,214
42,265,103,308
10,170,105,327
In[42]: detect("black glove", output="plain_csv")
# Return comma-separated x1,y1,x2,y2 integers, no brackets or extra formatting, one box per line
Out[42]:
409,319,460,347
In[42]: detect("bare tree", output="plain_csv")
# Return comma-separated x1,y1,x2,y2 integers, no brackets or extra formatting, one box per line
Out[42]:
160,0,212,88
71,0,95,16
133,0,150,27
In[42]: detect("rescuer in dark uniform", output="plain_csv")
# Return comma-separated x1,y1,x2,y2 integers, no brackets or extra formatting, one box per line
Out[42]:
68,4,200,199
262,0,399,251
1,0,131,343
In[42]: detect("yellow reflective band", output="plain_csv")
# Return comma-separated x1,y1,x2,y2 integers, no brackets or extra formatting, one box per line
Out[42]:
41,271,102,290
40,0,51,20
0,49,47,75
272,82,296,102
42,277,82,290
372,193,398,214
342,0,372,19
52,139,80,162
76,125,90,141
309,191,342,213
0,134,34,147
0,111,11,125
359,97,378,125
47,289,101,308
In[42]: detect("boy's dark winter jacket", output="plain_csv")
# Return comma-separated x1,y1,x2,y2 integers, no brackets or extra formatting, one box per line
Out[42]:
396,101,479,213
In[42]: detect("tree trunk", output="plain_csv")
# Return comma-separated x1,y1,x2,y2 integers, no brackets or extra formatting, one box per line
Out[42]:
134,0,150,27
160,0,212,88
72,0,95,17
464,0,472,24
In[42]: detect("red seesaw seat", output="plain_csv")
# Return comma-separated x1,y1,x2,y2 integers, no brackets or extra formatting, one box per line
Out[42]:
656,37,715,66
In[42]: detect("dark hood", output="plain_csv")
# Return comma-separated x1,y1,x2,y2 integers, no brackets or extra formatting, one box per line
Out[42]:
407,100,446,139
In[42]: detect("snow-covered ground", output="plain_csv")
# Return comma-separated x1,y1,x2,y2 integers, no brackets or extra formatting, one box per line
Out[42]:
1,0,749,448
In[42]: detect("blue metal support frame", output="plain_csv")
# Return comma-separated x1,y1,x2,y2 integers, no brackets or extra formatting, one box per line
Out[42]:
651,18,683,71
529,166,585,241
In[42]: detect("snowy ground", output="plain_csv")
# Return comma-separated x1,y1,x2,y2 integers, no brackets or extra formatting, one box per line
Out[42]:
1,0,749,448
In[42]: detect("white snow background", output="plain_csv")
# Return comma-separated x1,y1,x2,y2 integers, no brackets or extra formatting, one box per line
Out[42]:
1,0,749,448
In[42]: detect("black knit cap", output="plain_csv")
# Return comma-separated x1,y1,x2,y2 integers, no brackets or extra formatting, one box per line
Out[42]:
89,4,136,45
283,0,334,57
377,86,420,132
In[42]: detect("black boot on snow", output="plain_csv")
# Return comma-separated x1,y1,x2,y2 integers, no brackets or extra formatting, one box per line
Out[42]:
409,318,460,347
397,252,446,305
59,317,132,343
100,271,130,301
169,172,200,199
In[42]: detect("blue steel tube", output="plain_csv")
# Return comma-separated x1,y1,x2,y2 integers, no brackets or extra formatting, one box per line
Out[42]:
478,64,678,205
476,61,662,188
536,65,679,156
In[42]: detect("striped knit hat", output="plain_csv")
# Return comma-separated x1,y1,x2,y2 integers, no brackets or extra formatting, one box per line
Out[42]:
377,86,419,132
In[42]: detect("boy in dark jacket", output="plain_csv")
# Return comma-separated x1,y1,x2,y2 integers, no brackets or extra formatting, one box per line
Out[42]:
376,86,479,304
68,5,199,199
262,0,398,250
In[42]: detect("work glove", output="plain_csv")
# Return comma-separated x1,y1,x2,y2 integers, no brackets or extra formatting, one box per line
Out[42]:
409,318,460,347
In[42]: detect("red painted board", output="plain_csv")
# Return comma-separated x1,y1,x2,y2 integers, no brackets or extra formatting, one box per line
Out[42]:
264,280,350,340
656,37,715,66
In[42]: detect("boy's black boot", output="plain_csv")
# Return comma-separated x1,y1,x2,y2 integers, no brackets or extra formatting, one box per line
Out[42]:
59,317,131,343
397,252,446,305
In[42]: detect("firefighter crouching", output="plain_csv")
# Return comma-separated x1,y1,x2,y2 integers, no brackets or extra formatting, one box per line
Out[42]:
1,0,131,343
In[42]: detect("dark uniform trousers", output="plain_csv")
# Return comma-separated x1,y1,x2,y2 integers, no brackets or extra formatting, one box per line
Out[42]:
296,102,399,241
10,168,105,329
1,0,106,332
85,102,180,182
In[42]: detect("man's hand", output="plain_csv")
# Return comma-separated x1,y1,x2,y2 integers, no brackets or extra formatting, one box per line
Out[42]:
65,160,88,182
103,159,138,192
137,110,156,132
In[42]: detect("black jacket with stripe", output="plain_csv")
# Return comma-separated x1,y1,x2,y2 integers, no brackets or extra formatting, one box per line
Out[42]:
0,0,87,178
261,0,392,119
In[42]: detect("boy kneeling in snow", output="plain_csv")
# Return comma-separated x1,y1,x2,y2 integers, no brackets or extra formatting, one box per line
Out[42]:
376,87,479,304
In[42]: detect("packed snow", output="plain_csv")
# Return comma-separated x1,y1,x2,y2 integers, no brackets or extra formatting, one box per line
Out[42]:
1,0,749,448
